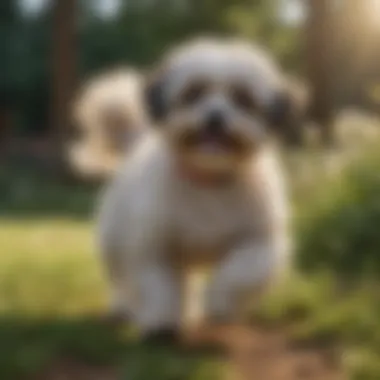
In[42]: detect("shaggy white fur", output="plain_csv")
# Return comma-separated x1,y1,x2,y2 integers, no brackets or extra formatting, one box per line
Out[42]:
97,39,292,335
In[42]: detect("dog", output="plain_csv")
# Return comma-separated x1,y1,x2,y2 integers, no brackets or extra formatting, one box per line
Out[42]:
97,38,294,343
69,68,148,180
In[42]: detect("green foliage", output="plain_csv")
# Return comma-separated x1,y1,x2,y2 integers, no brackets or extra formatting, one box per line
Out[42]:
81,0,301,72
253,275,380,344
2,4,51,134
0,0,20,102
0,161,96,219
3,0,301,134
250,274,380,379
296,149,380,279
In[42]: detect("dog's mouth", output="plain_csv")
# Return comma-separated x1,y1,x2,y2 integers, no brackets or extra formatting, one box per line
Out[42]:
178,129,250,156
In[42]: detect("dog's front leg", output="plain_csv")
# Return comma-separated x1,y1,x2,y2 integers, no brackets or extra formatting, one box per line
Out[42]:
132,261,181,341
206,238,288,322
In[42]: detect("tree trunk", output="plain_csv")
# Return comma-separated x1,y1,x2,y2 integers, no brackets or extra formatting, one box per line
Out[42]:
306,0,336,145
51,0,77,172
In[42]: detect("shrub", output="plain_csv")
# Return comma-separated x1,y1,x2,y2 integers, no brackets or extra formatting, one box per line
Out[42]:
295,149,380,280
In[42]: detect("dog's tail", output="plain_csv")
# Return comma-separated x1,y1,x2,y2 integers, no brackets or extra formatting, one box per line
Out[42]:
68,68,148,180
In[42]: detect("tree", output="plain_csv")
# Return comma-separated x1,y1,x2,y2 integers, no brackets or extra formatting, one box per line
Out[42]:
0,0,19,145
51,0,77,166
306,0,336,145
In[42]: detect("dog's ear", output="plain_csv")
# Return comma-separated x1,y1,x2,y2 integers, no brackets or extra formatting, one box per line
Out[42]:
144,68,168,123
267,79,310,146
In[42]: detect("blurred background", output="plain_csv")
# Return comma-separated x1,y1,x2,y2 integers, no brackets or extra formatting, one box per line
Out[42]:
3,0,380,379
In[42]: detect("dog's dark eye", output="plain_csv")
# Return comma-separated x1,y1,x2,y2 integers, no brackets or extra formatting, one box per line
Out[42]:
230,86,257,112
180,82,207,106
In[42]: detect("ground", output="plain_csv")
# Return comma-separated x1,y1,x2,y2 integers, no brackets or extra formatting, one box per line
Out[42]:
0,160,377,380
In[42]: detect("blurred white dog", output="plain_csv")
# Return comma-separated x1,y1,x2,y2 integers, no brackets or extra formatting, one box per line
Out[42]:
97,39,294,342
70,68,148,179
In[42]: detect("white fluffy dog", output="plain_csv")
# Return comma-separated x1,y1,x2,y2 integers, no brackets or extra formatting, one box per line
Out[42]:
70,68,148,179
97,39,293,343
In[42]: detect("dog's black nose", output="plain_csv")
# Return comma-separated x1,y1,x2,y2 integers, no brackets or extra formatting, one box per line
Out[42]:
204,111,226,135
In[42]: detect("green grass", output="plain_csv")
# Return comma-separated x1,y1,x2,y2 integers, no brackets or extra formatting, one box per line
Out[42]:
0,218,104,316
0,316,223,380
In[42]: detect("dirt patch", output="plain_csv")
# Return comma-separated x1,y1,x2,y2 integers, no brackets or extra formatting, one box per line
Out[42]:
186,324,346,380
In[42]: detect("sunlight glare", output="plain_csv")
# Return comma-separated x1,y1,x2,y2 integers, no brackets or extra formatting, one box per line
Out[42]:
369,0,380,27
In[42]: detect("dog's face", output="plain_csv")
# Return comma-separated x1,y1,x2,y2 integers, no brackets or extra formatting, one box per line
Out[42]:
146,39,293,174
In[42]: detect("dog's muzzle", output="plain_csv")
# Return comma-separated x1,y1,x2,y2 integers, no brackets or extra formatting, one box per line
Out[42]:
181,110,248,155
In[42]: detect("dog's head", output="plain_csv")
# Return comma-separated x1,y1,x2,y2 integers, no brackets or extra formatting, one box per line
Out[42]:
145,38,296,176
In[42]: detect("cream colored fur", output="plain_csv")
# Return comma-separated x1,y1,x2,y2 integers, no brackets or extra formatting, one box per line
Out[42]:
70,68,147,179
